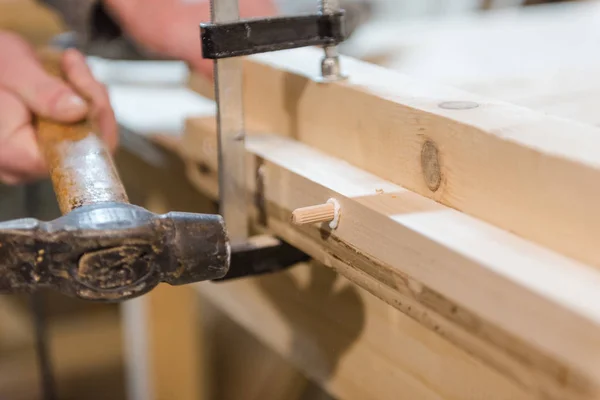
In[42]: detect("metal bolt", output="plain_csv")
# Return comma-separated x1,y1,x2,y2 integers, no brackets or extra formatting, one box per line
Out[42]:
318,0,346,82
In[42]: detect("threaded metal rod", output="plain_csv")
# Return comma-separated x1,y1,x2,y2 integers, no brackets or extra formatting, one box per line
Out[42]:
318,0,345,81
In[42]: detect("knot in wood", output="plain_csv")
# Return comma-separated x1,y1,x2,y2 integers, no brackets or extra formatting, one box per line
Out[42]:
421,140,442,192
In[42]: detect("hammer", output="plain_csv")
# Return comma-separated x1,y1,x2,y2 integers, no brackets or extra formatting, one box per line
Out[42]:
0,50,230,302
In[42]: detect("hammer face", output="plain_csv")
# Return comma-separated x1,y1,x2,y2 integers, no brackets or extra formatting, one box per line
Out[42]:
0,203,230,302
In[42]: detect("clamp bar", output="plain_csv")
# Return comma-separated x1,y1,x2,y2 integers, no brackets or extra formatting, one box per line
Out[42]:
210,0,249,245
201,12,346,59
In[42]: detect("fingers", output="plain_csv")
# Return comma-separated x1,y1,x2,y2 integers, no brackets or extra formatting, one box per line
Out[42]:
62,49,118,151
0,32,88,122
0,89,46,184
0,33,117,185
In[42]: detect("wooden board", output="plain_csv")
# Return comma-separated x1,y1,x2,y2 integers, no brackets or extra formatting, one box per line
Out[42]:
198,262,531,400
235,47,600,274
181,120,600,400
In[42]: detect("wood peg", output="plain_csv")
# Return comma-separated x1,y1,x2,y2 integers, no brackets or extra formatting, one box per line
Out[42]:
291,198,341,229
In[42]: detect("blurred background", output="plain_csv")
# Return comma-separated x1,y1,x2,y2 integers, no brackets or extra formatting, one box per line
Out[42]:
0,0,587,399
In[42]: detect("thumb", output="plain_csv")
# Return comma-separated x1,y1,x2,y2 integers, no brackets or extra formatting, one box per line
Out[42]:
0,32,88,122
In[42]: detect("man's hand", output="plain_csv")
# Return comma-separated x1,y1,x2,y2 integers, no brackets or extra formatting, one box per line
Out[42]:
103,0,276,77
0,32,117,185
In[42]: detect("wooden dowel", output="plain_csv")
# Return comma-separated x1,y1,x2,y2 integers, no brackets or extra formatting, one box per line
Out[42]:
291,199,341,229
291,203,336,225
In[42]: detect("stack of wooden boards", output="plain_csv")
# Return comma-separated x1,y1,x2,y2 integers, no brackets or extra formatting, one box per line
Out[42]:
174,46,600,400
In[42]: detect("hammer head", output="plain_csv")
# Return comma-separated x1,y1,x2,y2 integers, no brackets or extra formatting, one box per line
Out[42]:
0,203,230,301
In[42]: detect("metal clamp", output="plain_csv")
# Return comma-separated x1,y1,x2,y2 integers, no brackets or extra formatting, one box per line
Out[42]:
201,12,346,59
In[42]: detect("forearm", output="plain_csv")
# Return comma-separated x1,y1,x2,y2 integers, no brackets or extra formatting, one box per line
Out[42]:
40,0,145,59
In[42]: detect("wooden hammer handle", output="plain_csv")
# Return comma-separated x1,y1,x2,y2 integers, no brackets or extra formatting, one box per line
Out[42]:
36,49,128,215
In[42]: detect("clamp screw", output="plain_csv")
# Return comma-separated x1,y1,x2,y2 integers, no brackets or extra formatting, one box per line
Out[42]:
319,0,346,82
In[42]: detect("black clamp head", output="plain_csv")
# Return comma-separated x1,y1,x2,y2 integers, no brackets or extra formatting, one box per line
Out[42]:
200,12,347,59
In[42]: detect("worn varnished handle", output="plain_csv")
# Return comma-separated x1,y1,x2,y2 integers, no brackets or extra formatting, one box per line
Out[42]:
36,49,127,215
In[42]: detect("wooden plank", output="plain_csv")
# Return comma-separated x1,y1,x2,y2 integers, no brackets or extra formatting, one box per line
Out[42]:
235,47,600,272
198,263,532,400
181,121,600,399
